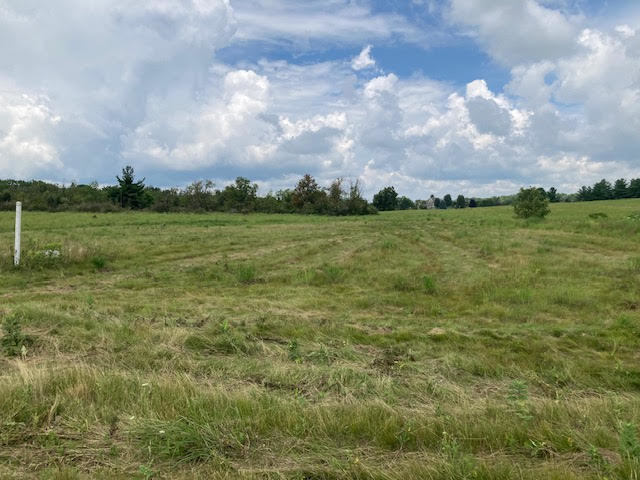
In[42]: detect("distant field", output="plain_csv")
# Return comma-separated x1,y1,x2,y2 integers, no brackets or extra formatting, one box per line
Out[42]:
1,200,640,479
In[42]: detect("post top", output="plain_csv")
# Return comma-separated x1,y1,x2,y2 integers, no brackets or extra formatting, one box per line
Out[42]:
16,201,22,206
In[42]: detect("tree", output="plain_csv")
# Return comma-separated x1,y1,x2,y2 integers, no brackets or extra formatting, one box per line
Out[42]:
547,187,558,202
455,194,466,208
613,178,629,199
346,180,371,215
513,187,550,219
443,194,452,207
591,179,613,200
372,186,398,211
397,196,415,210
577,185,593,201
223,177,258,212
116,166,149,209
291,174,328,213
434,197,442,209
629,178,640,198
469,198,477,208
184,180,215,211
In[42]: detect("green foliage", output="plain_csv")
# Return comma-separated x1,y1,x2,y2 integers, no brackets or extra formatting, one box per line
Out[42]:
90,255,106,270
288,340,302,362
0,172,375,216
614,178,629,199
397,196,415,210
229,263,258,285
422,275,437,294
1,316,32,357
455,194,466,209
373,186,399,211
513,187,550,219
620,422,640,460
507,380,532,421
115,166,150,209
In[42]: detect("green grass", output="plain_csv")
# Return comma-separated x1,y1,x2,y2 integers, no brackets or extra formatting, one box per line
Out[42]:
1,200,640,478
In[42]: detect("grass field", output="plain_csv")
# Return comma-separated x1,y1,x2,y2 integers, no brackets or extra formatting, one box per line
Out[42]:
1,200,640,479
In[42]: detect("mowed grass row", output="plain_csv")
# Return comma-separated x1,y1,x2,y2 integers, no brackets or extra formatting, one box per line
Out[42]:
1,200,640,479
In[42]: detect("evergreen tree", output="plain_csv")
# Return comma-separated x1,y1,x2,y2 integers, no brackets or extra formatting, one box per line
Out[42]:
469,198,477,208
455,194,466,208
591,179,613,200
629,178,640,198
613,178,629,199
443,194,453,207
116,166,148,209
577,185,593,201
547,187,558,202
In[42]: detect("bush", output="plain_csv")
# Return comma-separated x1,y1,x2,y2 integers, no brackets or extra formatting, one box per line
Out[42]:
1,316,32,357
513,187,550,219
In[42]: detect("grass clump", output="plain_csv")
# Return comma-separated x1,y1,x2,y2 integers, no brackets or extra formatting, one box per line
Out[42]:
90,255,106,270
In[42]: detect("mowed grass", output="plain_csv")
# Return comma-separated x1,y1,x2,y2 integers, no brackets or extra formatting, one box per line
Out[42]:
1,201,640,479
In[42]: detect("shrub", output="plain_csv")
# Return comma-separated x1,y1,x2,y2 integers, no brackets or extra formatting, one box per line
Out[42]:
513,187,550,219
1,316,32,357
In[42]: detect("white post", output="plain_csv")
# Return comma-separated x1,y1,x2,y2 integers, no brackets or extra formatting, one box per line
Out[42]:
14,201,21,266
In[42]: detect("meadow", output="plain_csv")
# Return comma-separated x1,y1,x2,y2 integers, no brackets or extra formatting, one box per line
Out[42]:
1,200,640,479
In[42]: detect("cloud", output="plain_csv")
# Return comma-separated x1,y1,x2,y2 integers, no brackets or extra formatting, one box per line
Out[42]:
231,0,431,48
124,69,271,170
448,0,579,66
0,0,639,201
0,89,62,178
351,45,376,70
0,0,236,179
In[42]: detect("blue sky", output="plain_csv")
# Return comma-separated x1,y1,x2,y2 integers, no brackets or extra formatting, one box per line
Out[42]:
0,0,639,198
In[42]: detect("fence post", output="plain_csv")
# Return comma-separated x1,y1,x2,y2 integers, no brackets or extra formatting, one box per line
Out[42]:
14,201,21,266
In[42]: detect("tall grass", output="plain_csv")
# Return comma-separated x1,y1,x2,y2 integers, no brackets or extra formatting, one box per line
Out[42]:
1,200,640,478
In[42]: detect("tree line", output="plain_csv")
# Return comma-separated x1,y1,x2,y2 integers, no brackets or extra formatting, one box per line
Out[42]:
0,167,375,216
1,170,638,215
576,178,640,201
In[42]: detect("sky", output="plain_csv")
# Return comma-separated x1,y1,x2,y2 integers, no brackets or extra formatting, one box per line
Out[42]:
1,0,639,199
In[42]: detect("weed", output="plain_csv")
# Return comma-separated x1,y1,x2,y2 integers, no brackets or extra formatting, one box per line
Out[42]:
288,340,302,362
422,275,436,294
1,316,32,357
507,380,533,421
587,444,609,471
91,255,106,270
619,422,640,460
138,464,154,480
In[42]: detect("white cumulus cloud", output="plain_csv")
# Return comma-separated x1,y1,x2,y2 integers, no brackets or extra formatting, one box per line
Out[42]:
351,45,376,70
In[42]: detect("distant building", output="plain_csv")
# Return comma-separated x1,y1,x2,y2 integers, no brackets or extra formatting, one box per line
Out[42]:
425,195,436,209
